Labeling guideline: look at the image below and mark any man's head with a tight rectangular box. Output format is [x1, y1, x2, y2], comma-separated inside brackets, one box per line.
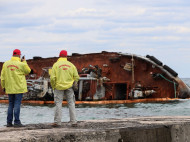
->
[59, 50, 67, 57]
[13, 49, 21, 57]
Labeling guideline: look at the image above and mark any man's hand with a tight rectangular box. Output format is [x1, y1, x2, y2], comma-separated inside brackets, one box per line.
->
[73, 81, 78, 91]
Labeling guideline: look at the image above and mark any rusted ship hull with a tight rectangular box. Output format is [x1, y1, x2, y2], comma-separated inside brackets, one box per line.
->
[0, 51, 190, 102]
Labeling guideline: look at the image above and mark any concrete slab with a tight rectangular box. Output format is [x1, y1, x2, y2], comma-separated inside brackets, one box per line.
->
[1, 116, 190, 142]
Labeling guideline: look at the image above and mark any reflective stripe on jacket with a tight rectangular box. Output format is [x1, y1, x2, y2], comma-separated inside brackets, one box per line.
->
[1, 57, 31, 94]
[50, 57, 79, 90]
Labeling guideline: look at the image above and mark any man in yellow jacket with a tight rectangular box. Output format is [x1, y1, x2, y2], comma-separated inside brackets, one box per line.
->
[1, 49, 31, 127]
[50, 50, 79, 127]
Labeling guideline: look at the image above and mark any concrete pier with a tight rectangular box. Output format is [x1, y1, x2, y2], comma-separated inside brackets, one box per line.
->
[1, 116, 190, 142]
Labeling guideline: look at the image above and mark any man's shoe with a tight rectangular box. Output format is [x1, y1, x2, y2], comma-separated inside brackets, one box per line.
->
[71, 122, 78, 127]
[51, 123, 61, 128]
[14, 123, 25, 127]
[6, 123, 13, 127]
[69, 121, 78, 127]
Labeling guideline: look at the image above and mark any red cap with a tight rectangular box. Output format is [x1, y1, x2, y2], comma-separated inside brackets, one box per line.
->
[13, 49, 21, 56]
[59, 50, 67, 57]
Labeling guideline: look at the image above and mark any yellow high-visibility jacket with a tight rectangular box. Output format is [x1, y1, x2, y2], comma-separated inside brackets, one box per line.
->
[1, 57, 31, 94]
[50, 57, 79, 90]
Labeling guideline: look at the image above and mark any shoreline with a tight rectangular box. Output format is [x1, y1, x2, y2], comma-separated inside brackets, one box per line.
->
[1, 116, 190, 142]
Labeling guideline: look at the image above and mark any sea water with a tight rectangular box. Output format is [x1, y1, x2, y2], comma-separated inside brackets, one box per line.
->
[0, 78, 190, 127]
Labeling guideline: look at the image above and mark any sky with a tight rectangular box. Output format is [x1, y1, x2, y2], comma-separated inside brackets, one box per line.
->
[0, 0, 190, 78]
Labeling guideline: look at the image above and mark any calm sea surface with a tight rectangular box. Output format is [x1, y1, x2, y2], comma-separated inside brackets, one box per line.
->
[0, 78, 190, 127]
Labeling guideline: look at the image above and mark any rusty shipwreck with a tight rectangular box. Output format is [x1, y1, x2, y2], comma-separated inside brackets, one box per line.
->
[0, 51, 190, 103]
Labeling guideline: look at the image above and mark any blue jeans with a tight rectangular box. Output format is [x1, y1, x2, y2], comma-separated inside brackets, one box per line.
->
[7, 94, 23, 124]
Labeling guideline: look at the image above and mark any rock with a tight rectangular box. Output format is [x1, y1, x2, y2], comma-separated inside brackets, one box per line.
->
[1, 116, 190, 142]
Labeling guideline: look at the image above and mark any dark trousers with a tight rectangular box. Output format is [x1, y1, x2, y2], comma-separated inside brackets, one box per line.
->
[7, 94, 23, 124]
